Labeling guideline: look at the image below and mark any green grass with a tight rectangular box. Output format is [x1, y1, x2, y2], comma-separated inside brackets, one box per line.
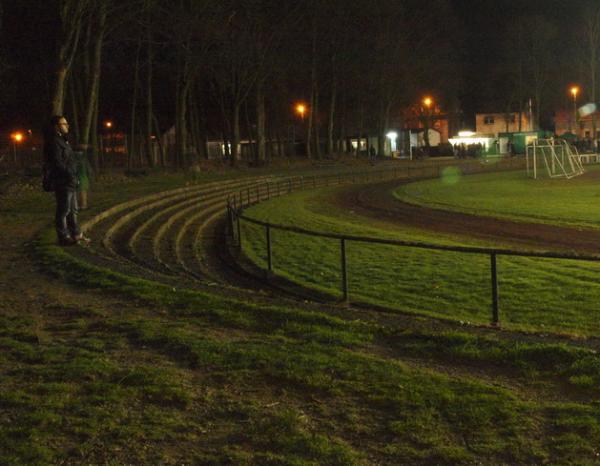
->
[394, 165, 600, 228]
[241, 187, 600, 335]
[7, 169, 600, 463]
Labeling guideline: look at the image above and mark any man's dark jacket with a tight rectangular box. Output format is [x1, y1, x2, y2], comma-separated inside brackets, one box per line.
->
[44, 133, 78, 191]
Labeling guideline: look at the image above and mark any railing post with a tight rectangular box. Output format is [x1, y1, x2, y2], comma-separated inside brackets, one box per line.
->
[491, 253, 500, 326]
[266, 224, 273, 276]
[341, 238, 349, 303]
[227, 203, 234, 239]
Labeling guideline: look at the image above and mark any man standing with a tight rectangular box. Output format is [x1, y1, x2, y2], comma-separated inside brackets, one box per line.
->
[43, 115, 89, 245]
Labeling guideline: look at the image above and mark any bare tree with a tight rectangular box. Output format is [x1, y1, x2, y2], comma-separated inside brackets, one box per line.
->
[51, 0, 90, 115]
[161, 0, 221, 169]
[583, 4, 600, 142]
[509, 15, 556, 130]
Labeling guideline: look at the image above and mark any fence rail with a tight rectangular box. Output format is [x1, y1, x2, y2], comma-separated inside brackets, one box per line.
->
[225, 157, 600, 326]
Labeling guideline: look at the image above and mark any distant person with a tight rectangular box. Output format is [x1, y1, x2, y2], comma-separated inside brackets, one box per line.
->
[369, 145, 376, 163]
[43, 115, 90, 246]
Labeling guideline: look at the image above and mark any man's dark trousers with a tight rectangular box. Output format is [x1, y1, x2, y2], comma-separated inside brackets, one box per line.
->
[55, 188, 80, 240]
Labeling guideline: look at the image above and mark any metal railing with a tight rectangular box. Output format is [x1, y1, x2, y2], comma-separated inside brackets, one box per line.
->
[224, 157, 600, 326]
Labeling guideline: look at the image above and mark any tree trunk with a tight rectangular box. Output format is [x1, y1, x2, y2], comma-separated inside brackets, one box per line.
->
[175, 80, 190, 169]
[91, 85, 100, 173]
[145, 0, 155, 167]
[327, 81, 337, 156]
[52, 67, 69, 115]
[81, 3, 106, 146]
[244, 100, 256, 162]
[377, 100, 386, 156]
[69, 77, 80, 143]
[51, 3, 84, 115]
[153, 114, 165, 167]
[256, 80, 266, 163]
[129, 32, 142, 168]
[231, 102, 241, 163]
[314, 89, 321, 158]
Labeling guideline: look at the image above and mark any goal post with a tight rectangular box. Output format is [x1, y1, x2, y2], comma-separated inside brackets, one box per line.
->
[526, 138, 584, 179]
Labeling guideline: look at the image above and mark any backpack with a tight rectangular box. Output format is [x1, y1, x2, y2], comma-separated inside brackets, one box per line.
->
[42, 161, 55, 192]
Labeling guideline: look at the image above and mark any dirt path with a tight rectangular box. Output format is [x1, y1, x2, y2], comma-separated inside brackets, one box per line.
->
[333, 180, 600, 254]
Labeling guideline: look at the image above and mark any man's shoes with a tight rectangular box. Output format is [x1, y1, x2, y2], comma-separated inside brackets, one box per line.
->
[73, 233, 91, 244]
[58, 236, 77, 246]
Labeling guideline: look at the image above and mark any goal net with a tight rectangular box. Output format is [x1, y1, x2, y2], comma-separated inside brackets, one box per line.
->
[526, 138, 584, 179]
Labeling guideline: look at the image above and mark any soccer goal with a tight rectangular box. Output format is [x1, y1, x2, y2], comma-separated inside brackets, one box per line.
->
[526, 138, 584, 179]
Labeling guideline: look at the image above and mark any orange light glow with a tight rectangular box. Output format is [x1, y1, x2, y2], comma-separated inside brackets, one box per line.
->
[295, 104, 307, 118]
[423, 97, 433, 108]
[570, 86, 579, 98]
[11, 132, 24, 143]
[105, 121, 113, 129]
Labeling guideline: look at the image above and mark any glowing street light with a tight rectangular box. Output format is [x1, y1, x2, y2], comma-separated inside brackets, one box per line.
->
[295, 103, 307, 121]
[570, 86, 579, 135]
[422, 97, 434, 151]
[11, 132, 24, 165]
[104, 120, 113, 129]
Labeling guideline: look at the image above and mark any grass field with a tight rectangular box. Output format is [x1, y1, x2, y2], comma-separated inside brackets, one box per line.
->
[395, 165, 600, 228]
[5, 167, 600, 463]
[240, 171, 600, 335]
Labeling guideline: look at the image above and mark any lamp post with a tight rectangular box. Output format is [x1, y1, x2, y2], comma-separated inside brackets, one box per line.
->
[104, 120, 114, 166]
[295, 103, 306, 121]
[570, 86, 579, 136]
[294, 104, 307, 156]
[422, 97, 433, 151]
[11, 132, 23, 167]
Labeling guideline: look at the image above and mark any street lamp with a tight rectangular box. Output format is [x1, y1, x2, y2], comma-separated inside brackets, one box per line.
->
[293, 104, 308, 156]
[295, 103, 307, 121]
[422, 97, 434, 150]
[570, 86, 579, 135]
[11, 132, 24, 166]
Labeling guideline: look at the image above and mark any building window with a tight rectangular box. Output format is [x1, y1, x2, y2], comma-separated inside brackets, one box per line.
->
[484, 116, 495, 125]
[585, 131, 591, 138]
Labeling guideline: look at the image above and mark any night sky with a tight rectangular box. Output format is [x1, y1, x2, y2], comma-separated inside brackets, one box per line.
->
[1, 0, 595, 132]
[452, 0, 584, 122]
